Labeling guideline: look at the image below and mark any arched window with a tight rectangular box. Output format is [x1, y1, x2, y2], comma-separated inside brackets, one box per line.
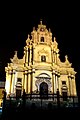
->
[41, 37, 44, 42]
[41, 55, 46, 62]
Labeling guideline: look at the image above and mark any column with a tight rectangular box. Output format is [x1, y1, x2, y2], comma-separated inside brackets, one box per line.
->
[57, 73, 60, 90]
[31, 45, 33, 65]
[9, 72, 12, 94]
[28, 47, 30, 66]
[70, 76, 73, 96]
[68, 74, 71, 96]
[26, 47, 28, 64]
[33, 45, 35, 65]
[55, 53, 57, 64]
[55, 74, 58, 93]
[23, 72, 25, 92]
[12, 71, 16, 93]
[6, 71, 11, 94]
[32, 68, 35, 92]
[52, 72, 54, 93]
[28, 69, 31, 93]
[11, 71, 14, 93]
[53, 52, 55, 63]
[14, 72, 17, 93]
[53, 71, 56, 94]
[24, 71, 27, 93]
[26, 70, 28, 93]
[72, 75, 77, 96]
[30, 69, 33, 94]
[56, 53, 59, 64]
[29, 45, 32, 65]
[51, 47, 53, 64]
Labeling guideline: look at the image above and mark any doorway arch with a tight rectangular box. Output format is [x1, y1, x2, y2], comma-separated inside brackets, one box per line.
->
[40, 82, 48, 98]
[35, 73, 51, 92]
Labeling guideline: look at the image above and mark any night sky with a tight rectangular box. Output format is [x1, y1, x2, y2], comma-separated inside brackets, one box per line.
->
[0, 2, 80, 96]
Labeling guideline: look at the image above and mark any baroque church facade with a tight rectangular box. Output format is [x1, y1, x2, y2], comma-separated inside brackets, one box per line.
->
[5, 21, 77, 98]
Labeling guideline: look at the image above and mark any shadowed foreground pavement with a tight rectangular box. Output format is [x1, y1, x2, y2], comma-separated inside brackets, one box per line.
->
[1, 106, 80, 120]
[1, 94, 80, 120]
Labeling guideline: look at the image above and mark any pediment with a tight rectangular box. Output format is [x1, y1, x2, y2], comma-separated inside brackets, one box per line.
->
[36, 73, 51, 79]
[15, 66, 24, 71]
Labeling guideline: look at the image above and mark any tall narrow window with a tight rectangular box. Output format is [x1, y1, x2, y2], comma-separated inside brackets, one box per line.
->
[41, 37, 44, 42]
[41, 55, 46, 62]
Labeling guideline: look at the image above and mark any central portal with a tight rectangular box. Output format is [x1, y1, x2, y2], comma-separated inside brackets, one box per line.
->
[35, 73, 51, 93]
[40, 82, 48, 98]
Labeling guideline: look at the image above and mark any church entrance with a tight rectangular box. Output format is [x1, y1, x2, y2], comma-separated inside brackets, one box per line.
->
[40, 82, 48, 99]
[35, 73, 51, 93]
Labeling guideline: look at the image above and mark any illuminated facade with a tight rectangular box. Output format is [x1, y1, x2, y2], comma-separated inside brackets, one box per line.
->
[0, 81, 5, 106]
[5, 21, 77, 98]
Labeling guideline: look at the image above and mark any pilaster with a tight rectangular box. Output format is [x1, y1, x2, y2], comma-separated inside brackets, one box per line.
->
[68, 73, 71, 96]
[28, 69, 31, 93]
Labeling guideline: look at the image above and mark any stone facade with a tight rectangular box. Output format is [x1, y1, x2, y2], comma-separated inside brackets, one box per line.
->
[0, 81, 5, 106]
[5, 21, 77, 97]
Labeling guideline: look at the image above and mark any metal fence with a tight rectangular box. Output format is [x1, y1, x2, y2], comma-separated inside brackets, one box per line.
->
[2, 90, 79, 110]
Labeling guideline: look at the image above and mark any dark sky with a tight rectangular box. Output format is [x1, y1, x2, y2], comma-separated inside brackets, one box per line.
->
[0, 2, 80, 96]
